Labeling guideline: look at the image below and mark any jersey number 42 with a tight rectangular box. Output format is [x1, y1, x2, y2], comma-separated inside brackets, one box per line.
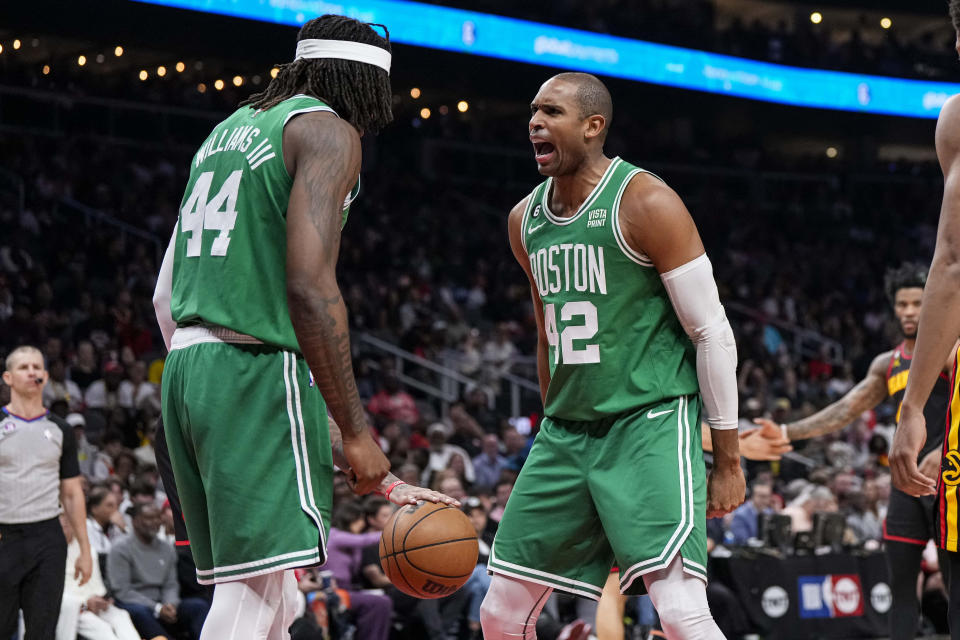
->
[544, 301, 600, 365]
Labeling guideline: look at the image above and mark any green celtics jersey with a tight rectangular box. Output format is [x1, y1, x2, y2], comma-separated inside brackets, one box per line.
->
[521, 157, 698, 422]
[171, 95, 358, 351]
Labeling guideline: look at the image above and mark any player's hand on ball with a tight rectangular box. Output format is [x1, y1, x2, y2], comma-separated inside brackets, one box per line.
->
[388, 483, 461, 507]
[706, 463, 745, 519]
[342, 435, 390, 495]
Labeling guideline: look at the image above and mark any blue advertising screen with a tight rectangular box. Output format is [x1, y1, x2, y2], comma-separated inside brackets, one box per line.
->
[133, 0, 960, 119]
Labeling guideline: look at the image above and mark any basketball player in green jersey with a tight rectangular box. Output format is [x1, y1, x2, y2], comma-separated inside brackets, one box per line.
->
[152, 15, 455, 639]
[480, 73, 744, 640]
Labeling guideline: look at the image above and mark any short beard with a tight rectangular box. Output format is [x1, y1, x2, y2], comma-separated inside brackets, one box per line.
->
[901, 326, 917, 339]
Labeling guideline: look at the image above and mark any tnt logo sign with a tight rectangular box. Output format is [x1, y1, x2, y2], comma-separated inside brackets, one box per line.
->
[798, 575, 864, 619]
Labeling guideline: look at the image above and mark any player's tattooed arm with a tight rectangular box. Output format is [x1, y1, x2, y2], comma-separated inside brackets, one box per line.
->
[776, 350, 891, 441]
[285, 112, 389, 494]
[285, 112, 366, 436]
[507, 197, 550, 403]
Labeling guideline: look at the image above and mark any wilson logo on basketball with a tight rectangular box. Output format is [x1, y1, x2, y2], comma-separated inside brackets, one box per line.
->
[421, 579, 457, 596]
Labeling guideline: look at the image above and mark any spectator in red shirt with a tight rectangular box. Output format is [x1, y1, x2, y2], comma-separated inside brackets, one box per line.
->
[366, 372, 419, 426]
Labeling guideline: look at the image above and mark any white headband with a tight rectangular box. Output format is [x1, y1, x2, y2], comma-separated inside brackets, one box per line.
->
[295, 39, 391, 73]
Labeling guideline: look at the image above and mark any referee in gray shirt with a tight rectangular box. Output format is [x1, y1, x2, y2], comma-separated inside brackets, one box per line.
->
[0, 345, 92, 640]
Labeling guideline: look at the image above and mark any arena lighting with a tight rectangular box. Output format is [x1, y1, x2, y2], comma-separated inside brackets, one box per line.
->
[880, 17, 892, 30]
[420, 107, 431, 118]
[41, 64, 50, 75]
[810, 12, 823, 25]
[270, 67, 279, 78]
[114, 45, 123, 57]
[131, 0, 960, 119]
[77, 55, 86, 66]
[139, 69, 148, 80]
[157, 65, 167, 76]
[214, 79, 225, 90]
[0, 44, 4, 55]
[12, 39, 21, 50]
[233, 75, 243, 86]
[176, 61, 185, 72]
[826, 146, 839, 158]
[410, 87, 421, 99]
[457, 100, 469, 112]
[197, 82, 207, 92]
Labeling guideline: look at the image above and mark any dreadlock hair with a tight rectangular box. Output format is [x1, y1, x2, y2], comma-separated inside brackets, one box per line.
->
[242, 14, 393, 133]
[951, 0, 960, 33]
[883, 261, 928, 306]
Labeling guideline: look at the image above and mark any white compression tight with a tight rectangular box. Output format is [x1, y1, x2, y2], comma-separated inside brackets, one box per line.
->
[643, 556, 724, 640]
[199, 571, 299, 640]
[480, 555, 724, 640]
[479, 574, 553, 639]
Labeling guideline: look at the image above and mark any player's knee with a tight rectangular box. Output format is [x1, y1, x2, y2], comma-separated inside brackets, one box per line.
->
[656, 601, 717, 640]
[478, 590, 501, 635]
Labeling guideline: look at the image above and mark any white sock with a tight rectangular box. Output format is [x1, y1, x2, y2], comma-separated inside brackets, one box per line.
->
[479, 574, 553, 639]
[199, 572, 288, 640]
[643, 556, 724, 640]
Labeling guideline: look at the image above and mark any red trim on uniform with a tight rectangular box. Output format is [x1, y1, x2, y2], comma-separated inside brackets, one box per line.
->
[941, 372, 950, 382]
[901, 342, 913, 361]
[882, 520, 926, 546]
[175, 540, 191, 547]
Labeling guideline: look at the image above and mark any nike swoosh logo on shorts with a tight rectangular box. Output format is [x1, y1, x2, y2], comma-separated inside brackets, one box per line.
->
[528, 221, 547, 234]
[647, 409, 675, 419]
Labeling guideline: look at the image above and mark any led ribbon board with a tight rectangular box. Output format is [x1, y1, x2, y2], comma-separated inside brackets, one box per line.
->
[132, 0, 960, 118]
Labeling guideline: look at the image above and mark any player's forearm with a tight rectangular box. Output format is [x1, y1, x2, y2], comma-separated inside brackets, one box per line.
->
[786, 400, 857, 441]
[710, 428, 740, 469]
[903, 256, 960, 413]
[288, 278, 368, 441]
[61, 480, 91, 554]
[152, 224, 177, 351]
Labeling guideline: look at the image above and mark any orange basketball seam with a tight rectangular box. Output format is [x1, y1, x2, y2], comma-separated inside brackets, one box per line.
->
[379, 535, 479, 560]
[399, 544, 477, 580]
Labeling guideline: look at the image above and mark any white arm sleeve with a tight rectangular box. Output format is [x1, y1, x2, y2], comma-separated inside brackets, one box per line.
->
[660, 253, 738, 430]
[153, 223, 177, 351]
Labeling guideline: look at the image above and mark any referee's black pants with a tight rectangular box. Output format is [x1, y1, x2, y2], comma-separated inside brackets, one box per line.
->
[0, 517, 67, 640]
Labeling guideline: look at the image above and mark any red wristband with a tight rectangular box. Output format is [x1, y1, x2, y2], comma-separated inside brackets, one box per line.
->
[382, 480, 405, 501]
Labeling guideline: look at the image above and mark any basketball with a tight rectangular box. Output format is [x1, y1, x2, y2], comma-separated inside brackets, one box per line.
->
[379, 501, 479, 599]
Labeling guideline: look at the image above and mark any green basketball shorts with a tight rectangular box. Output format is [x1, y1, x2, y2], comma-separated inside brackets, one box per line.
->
[161, 327, 333, 584]
[488, 394, 706, 599]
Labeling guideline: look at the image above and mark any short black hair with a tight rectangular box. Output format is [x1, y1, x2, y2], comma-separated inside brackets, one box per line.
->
[552, 72, 613, 133]
[363, 495, 390, 520]
[243, 14, 393, 133]
[884, 262, 927, 306]
[332, 501, 365, 530]
[129, 479, 156, 499]
[87, 487, 111, 511]
[951, 0, 960, 32]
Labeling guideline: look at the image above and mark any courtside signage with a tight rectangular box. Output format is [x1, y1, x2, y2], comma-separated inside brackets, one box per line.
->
[132, 0, 960, 118]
